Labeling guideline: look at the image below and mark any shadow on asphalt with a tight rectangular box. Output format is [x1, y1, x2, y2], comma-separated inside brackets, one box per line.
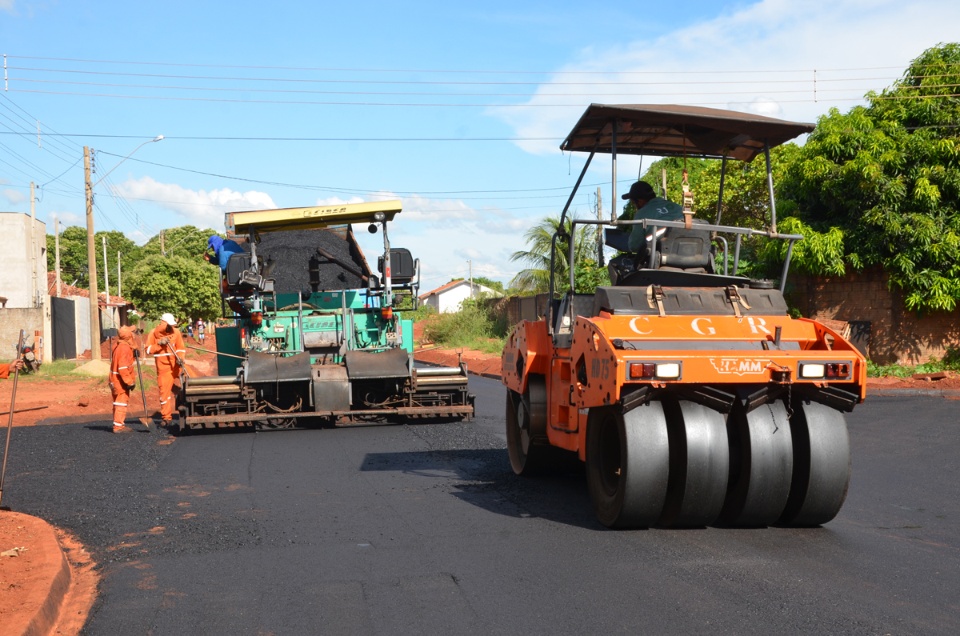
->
[361, 448, 601, 530]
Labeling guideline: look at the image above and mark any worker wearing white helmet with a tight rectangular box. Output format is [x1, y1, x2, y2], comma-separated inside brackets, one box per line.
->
[145, 313, 186, 424]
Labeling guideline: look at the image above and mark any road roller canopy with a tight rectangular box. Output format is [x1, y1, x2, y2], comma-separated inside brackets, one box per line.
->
[559, 104, 814, 162]
[226, 199, 402, 235]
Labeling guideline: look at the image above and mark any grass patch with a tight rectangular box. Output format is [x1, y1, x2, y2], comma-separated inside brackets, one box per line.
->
[16, 359, 92, 381]
[419, 300, 506, 353]
[867, 347, 960, 377]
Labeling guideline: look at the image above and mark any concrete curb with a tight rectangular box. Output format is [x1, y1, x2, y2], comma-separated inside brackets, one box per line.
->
[2, 511, 72, 636]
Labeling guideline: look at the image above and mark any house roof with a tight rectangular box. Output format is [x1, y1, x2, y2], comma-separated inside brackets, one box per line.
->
[46, 271, 127, 305]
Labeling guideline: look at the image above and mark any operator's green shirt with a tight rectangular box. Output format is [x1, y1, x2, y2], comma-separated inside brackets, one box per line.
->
[627, 197, 684, 252]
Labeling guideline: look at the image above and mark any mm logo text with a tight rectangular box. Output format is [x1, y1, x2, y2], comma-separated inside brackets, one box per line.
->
[709, 358, 766, 376]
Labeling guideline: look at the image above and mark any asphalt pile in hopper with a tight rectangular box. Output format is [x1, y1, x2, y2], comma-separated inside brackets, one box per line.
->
[244, 228, 369, 294]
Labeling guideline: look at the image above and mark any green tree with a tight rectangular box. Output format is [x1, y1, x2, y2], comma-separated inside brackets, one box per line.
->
[46, 227, 140, 296]
[141, 225, 218, 260]
[46, 225, 90, 287]
[637, 148, 804, 230]
[125, 254, 222, 322]
[97, 230, 141, 297]
[445, 276, 505, 295]
[473, 276, 505, 295]
[782, 43, 960, 312]
[509, 214, 609, 294]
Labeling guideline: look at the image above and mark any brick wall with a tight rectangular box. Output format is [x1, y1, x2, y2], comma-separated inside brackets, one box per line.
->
[788, 268, 960, 365]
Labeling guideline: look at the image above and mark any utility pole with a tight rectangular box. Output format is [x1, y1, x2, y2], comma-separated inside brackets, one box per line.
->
[84, 146, 101, 361]
[30, 182, 38, 307]
[117, 251, 121, 299]
[102, 235, 110, 307]
[53, 215, 62, 298]
[160, 229, 165, 256]
[596, 186, 604, 266]
[468, 260, 473, 298]
[81, 135, 162, 352]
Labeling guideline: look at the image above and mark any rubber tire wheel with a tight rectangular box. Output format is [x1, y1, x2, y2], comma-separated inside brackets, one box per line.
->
[778, 401, 851, 527]
[505, 380, 548, 475]
[720, 400, 794, 527]
[659, 400, 730, 528]
[586, 404, 670, 529]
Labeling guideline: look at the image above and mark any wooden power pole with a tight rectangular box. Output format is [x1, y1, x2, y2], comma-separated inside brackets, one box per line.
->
[53, 214, 62, 298]
[596, 186, 604, 266]
[84, 146, 101, 361]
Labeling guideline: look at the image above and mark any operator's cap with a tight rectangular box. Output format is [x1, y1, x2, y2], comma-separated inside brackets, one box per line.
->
[160, 312, 178, 327]
[621, 181, 656, 201]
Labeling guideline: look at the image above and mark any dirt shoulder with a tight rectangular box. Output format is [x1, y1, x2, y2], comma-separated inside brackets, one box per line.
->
[1, 341, 220, 428]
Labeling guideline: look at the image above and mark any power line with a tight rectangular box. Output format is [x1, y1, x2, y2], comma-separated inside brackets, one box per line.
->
[0, 131, 561, 142]
[7, 53, 945, 76]
[6, 64, 915, 87]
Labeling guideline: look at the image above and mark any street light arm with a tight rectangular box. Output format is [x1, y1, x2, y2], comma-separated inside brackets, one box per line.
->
[93, 135, 164, 187]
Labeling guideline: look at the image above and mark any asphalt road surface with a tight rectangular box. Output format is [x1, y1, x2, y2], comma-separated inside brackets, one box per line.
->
[3, 377, 958, 635]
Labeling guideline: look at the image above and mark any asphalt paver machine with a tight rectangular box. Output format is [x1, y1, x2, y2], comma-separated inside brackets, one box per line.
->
[179, 200, 474, 431]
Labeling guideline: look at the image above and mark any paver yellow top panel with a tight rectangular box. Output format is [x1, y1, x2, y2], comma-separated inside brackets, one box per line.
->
[226, 200, 402, 234]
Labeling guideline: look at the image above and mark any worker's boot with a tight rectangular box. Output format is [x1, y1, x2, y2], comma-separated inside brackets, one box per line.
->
[113, 423, 133, 434]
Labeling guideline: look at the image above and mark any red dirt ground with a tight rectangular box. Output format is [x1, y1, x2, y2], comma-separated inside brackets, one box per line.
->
[1, 337, 220, 429]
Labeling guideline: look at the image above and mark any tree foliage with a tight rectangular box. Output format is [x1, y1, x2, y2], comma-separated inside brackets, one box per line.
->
[124, 254, 222, 322]
[781, 43, 960, 312]
[472, 276, 505, 294]
[636, 149, 803, 231]
[46, 225, 90, 287]
[509, 214, 609, 294]
[140, 225, 218, 260]
[46, 226, 141, 294]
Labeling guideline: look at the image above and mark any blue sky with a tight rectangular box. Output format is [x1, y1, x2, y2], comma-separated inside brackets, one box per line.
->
[1, 0, 958, 291]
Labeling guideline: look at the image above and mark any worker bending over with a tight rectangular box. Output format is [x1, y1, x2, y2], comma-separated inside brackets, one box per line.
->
[145, 313, 186, 424]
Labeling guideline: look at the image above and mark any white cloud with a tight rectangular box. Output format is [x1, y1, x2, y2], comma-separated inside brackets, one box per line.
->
[2, 188, 26, 205]
[0, 1, 15, 14]
[345, 193, 529, 287]
[48, 210, 82, 228]
[315, 195, 366, 206]
[493, 0, 960, 154]
[110, 176, 277, 230]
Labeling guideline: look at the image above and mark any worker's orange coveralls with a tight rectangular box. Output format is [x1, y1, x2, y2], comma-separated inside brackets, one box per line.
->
[110, 326, 138, 428]
[145, 323, 186, 422]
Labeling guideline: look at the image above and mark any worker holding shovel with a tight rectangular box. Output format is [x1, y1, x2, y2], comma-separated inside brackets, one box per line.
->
[109, 326, 139, 434]
[0, 359, 24, 379]
[145, 313, 186, 425]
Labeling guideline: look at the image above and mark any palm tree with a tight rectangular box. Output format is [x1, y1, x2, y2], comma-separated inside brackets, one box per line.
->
[509, 214, 597, 293]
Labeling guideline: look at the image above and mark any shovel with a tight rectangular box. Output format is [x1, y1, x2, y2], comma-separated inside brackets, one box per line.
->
[161, 341, 189, 424]
[1, 330, 25, 510]
[134, 349, 152, 428]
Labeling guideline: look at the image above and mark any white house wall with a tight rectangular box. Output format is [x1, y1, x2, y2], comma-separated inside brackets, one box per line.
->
[439, 285, 473, 313]
[0, 212, 47, 309]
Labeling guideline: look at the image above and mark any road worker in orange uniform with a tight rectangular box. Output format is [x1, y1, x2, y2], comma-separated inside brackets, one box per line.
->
[110, 326, 138, 434]
[0, 358, 24, 379]
[145, 313, 186, 424]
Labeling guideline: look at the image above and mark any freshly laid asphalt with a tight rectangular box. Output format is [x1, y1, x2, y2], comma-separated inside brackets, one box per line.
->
[3, 353, 958, 635]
